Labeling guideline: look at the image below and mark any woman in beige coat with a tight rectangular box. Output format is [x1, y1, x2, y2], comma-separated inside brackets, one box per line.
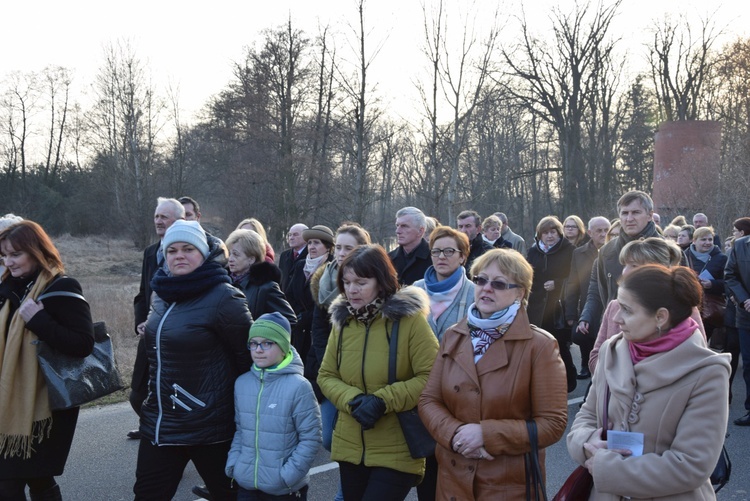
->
[567, 265, 730, 500]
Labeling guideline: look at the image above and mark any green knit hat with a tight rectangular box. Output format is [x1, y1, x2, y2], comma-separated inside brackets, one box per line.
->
[248, 313, 291, 354]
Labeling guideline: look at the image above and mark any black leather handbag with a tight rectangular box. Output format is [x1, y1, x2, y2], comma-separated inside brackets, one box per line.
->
[35, 289, 123, 410]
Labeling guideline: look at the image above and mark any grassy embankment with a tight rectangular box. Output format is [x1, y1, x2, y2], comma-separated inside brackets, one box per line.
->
[54, 234, 143, 406]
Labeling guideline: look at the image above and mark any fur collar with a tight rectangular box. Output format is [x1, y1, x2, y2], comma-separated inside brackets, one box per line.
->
[309, 263, 328, 306]
[329, 285, 430, 330]
[246, 261, 282, 286]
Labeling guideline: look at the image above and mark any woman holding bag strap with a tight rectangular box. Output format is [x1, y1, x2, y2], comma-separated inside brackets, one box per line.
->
[0, 221, 94, 501]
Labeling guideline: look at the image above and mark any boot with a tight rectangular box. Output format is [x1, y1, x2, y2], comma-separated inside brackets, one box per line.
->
[29, 483, 62, 501]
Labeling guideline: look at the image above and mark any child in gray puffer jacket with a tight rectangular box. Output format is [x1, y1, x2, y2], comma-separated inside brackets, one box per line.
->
[226, 313, 322, 500]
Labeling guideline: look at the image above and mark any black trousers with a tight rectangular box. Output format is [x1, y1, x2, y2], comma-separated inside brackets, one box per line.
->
[133, 439, 236, 501]
[338, 461, 420, 501]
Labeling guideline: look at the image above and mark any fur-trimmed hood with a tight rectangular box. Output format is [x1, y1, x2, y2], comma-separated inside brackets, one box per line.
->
[329, 285, 430, 331]
[245, 261, 282, 286]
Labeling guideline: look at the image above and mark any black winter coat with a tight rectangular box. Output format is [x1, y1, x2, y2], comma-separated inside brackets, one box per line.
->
[526, 238, 574, 331]
[140, 277, 253, 445]
[235, 261, 296, 326]
[0, 273, 94, 479]
[684, 245, 727, 297]
[388, 239, 431, 286]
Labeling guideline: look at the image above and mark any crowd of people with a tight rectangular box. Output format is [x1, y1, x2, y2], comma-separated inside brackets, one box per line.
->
[0, 188, 747, 500]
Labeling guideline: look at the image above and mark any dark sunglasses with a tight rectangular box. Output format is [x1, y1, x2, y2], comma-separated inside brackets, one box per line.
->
[472, 276, 520, 291]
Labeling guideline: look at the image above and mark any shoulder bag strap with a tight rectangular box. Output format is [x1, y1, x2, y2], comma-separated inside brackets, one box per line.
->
[388, 320, 400, 385]
[36, 290, 87, 303]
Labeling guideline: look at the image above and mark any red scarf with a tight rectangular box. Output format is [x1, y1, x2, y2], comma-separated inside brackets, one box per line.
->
[628, 317, 698, 365]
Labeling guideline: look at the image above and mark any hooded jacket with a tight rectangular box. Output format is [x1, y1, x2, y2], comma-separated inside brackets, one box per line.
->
[568, 331, 730, 500]
[317, 286, 439, 477]
[226, 348, 321, 496]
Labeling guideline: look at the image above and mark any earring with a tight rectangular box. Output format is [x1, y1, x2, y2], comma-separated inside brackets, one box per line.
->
[656, 324, 662, 335]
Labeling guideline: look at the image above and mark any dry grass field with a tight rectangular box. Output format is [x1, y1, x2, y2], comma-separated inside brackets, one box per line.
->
[53, 234, 145, 404]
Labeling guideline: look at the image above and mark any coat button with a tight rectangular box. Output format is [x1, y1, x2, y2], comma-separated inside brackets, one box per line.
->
[454, 385, 460, 392]
[451, 459, 456, 466]
[468, 465, 475, 472]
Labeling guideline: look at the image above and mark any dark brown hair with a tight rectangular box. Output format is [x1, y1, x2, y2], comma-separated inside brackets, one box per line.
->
[0, 220, 64, 280]
[337, 244, 399, 299]
[734, 217, 750, 237]
[619, 264, 702, 327]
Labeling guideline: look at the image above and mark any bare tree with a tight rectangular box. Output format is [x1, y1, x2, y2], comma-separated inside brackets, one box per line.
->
[41, 66, 72, 183]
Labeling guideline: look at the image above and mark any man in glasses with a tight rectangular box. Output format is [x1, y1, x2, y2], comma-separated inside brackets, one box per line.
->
[457, 210, 492, 276]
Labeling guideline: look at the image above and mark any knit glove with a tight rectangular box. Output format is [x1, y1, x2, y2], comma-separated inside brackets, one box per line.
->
[349, 394, 386, 430]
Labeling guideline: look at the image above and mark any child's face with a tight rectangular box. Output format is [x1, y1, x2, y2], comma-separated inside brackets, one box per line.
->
[249, 337, 285, 368]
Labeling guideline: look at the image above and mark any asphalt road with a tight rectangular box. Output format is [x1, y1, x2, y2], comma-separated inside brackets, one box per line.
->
[58, 364, 750, 500]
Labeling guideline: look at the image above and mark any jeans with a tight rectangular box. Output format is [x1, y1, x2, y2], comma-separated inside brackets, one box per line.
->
[338, 461, 420, 501]
[320, 399, 338, 452]
[237, 485, 308, 501]
[133, 440, 236, 500]
[738, 327, 750, 411]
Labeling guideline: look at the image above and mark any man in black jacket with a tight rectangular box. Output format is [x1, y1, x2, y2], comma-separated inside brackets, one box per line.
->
[278, 223, 308, 293]
[578, 191, 660, 337]
[457, 210, 492, 276]
[388, 207, 431, 285]
[128, 197, 184, 439]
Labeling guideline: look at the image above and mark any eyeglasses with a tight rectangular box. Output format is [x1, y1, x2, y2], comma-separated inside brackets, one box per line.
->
[248, 340, 277, 351]
[563, 225, 578, 229]
[472, 276, 520, 290]
[430, 248, 459, 258]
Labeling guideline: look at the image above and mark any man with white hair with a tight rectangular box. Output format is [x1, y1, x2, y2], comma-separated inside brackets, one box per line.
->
[693, 212, 722, 247]
[388, 207, 431, 285]
[279, 223, 309, 292]
[564, 216, 610, 379]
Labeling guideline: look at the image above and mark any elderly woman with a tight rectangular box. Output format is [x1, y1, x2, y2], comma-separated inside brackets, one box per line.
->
[662, 224, 680, 242]
[588, 238, 706, 373]
[225, 228, 295, 325]
[236, 217, 275, 264]
[413, 226, 475, 341]
[419, 248, 568, 500]
[481, 215, 512, 249]
[526, 215, 576, 391]
[563, 215, 589, 248]
[684, 226, 727, 335]
[567, 265, 730, 500]
[677, 225, 695, 251]
[317, 245, 439, 501]
[0, 221, 94, 500]
[286, 225, 334, 367]
[134, 220, 253, 500]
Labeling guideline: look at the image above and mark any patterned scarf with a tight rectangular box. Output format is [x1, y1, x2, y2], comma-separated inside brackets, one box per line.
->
[230, 270, 250, 285]
[466, 300, 520, 361]
[423, 265, 464, 320]
[346, 297, 384, 325]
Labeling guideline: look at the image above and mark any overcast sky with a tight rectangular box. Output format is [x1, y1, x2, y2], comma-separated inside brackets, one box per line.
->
[2, 0, 747, 125]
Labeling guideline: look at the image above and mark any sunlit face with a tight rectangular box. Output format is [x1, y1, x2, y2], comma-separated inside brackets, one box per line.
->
[613, 287, 662, 343]
[335, 233, 359, 265]
[618, 200, 652, 237]
[725, 238, 734, 253]
[663, 230, 678, 242]
[677, 231, 691, 247]
[342, 268, 380, 309]
[607, 226, 621, 242]
[483, 225, 501, 241]
[431, 236, 464, 281]
[588, 220, 611, 248]
[457, 217, 479, 240]
[249, 337, 285, 368]
[694, 234, 714, 253]
[287, 225, 306, 250]
[166, 242, 204, 276]
[0, 240, 38, 278]
[307, 239, 327, 259]
[541, 229, 561, 247]
[732, 227, 745, 239]
[563, 219, 580, 240]
[473, 261, 523, 319]
[228, 243, 255, 275]
[154, 203, 179, 238]
[621, 260, 641, 277]
[693, 214, 708, 228]
[182, 203, 200, 221]
[396, 215, 424, 250]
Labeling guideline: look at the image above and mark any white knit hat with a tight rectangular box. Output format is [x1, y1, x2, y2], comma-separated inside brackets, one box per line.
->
[162, 220, 209, 259]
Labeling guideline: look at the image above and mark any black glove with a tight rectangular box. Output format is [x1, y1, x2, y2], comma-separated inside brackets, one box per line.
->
[348, 394, 386, 430]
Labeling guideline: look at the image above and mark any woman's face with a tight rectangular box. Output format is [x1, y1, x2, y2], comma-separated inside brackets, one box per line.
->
[431, 236, 464, 281]
[483, 225, 501, 241]
[166, 242, 204, 276]
[228, 243, 255, 275]
[335, 233, 359, 265]
[307, 239, 327, 259]
[621, 260, 641, 277]
[613, 287, 662, 343]
[342, 268, 380, 309]
[732, 227, 745, 239]
[607, 226, 621, 242]
[473, 261, 523, 319]
[0, 240, 38, 278]
[663, 230, 678, 242]
[694, 234, 714, 253]
[563, 219, 580, 240]
[677, 231, 691, 246]
[541, 229, 561, 247]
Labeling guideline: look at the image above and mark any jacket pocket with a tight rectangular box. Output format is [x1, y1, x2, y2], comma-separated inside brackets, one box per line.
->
[171, 383, 207, 411]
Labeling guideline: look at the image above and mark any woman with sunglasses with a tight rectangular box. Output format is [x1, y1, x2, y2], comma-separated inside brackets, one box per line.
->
[420, 248, 568, 500]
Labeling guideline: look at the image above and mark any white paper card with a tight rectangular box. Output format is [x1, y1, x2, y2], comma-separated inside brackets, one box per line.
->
[607, 430, 644, 456]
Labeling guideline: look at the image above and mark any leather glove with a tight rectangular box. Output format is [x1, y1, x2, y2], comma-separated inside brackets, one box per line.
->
[349, 394, 386, 430]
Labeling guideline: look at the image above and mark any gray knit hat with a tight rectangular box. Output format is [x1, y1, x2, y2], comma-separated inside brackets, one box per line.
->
[162, 220, 209, 259]
[248, 312, 292, 355]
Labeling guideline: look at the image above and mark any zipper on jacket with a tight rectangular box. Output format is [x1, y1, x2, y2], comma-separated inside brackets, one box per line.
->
[172, 383, 207, 408]
[359, 323, 371, 464]
[253, 369, 266, 489]
[154, 302, 176, 445]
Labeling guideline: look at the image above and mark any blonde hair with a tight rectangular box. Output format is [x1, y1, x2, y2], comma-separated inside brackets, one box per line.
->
[693, 226, 715, 242]
[236, 218, 268, 243]
[225, 229, 265, 263]
[619, 237, 682, 267]
[470, 248, 533, 306]
[564, 215, 586, 246]
[482, 215, 502, 231]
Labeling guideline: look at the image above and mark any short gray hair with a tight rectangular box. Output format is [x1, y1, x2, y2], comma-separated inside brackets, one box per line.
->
[396, 206, 426, 230]
[156, 197, 186, 219]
